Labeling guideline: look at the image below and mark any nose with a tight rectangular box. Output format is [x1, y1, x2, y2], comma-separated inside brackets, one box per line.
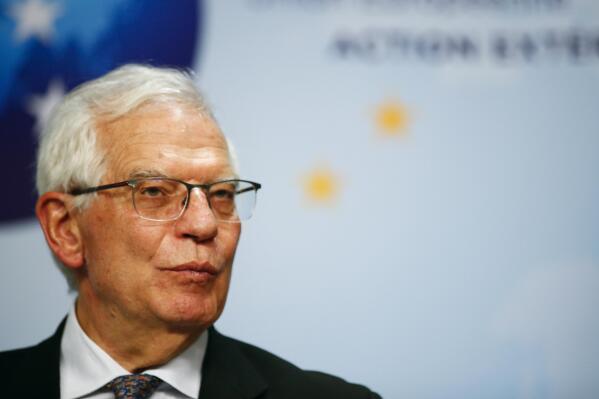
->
[174, 187, 218, 242]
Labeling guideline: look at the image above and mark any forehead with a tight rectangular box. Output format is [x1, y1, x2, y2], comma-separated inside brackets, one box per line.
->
[96, 102, 233, 181]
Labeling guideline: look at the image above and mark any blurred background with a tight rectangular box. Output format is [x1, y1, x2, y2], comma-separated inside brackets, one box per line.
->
[1, 1, 598, 398]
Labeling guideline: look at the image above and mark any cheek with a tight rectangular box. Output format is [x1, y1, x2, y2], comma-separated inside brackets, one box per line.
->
[127, 223, 170, 263]
[82, 208, 168, 277]
[84, 222, 170, 309]
[219, 224, 241, 257]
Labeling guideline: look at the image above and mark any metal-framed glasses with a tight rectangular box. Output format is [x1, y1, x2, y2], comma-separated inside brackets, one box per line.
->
[70, 178, 262, 223]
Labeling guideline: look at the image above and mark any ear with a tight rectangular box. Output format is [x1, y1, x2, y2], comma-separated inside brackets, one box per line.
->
[36, 192, 85, 269]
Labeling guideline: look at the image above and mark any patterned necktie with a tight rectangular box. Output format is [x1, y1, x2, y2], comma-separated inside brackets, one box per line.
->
[105, 374, 162, 399]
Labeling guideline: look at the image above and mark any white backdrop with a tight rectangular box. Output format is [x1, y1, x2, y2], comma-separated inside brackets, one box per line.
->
[2, 1, 599, 398]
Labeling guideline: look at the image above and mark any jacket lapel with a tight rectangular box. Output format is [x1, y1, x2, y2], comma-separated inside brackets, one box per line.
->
[199, 327, 268, 399]
[21, 320, 267, 399]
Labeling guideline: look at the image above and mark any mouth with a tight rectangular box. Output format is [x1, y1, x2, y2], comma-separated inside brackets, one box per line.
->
[159, 262, 218, 283]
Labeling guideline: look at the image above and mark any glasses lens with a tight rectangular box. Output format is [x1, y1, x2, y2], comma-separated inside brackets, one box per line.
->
[132, 178, 187, 221]
[208, 180, 257, 222]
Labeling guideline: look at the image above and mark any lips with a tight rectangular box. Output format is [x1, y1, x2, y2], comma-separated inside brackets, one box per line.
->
[166, 262, 218, 274]
[159, 262, 218, 283]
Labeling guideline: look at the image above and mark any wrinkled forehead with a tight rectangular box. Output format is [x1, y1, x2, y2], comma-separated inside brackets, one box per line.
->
[95, 102, 233, 181]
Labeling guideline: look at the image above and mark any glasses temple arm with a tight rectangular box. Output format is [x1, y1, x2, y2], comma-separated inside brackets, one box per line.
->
[70, 181, 131, 196]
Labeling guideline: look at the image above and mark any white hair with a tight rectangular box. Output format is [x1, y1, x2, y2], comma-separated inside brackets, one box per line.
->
[36, 64, 238, 290]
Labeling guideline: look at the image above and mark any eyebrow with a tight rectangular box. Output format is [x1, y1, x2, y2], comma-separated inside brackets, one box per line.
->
[128, 169, 239, 183]
[128, 169, 169, 179]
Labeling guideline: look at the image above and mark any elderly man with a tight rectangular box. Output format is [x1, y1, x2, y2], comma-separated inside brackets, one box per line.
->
[0, 65, 380, 399]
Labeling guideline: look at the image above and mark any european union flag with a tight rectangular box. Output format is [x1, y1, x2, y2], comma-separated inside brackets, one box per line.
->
[0, 0, 200, 223]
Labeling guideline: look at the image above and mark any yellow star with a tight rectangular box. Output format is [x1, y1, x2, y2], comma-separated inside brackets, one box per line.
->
[302, 166, 340, 204]
[375, 101, 410, 136]
[9, 0, 62, 43]
[27, 79, 65, 135]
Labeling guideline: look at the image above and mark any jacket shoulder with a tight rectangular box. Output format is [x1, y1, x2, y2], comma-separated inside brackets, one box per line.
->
[221, 334, 381, 399]
[0, 343, 44, 374]
[0, 323, 63, 398]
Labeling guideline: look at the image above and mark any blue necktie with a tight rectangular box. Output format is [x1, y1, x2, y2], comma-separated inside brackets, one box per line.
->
[105, 374, 162, 399]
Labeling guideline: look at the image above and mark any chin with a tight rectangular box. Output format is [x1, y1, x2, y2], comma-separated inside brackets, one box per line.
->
[155, 293, 225, 329]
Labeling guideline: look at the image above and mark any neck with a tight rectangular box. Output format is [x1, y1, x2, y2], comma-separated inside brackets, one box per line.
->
[75, 288, 203, 373]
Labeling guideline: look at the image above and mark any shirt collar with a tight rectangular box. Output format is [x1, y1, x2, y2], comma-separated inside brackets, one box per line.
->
[60, 303, 207, 399]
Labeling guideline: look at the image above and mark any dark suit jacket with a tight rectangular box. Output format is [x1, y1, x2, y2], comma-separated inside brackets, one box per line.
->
[0, 320, 381, 398]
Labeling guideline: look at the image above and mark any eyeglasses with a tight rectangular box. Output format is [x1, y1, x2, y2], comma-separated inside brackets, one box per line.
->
[70, 177, 262, 223]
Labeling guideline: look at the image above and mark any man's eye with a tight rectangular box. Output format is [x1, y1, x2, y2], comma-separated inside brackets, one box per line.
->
[211, 189, 234, 200]
[140, 186, 165, 197]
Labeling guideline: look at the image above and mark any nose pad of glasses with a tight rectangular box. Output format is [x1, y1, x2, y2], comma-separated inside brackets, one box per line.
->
[187, 187, 212, 210]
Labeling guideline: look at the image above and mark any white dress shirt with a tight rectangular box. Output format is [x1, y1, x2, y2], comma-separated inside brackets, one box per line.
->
[60, 304, 208, 399]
